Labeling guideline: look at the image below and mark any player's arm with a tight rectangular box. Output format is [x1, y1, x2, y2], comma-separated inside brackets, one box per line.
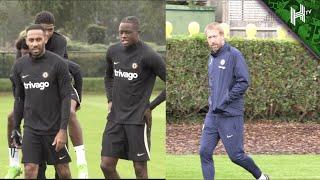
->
[52, 33, 68, 59]
[146, 52, 166, 110]
[53, 60, 71, 151]
[63, 46, 68, 59]
[67, 60, 83, 102]
[11, 63, 24, 147]
[104, 48, 114, 111]
[223, 50, 250, 106]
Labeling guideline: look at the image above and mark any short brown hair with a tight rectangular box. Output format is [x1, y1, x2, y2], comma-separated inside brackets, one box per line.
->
[204, 22, 224, 36]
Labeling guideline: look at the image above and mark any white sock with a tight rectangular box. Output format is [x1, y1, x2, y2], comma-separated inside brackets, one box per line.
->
[74, 145, 87, 165]
[258, 173, 267, 180]
[8, 148, 20, 167]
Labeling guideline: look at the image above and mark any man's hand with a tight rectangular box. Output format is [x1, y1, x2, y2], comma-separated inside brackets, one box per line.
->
[52, 129, 67, 152]
[11, 129, 22, 148]
[212, 108, 224, 114]
[107, 101, 112, 113]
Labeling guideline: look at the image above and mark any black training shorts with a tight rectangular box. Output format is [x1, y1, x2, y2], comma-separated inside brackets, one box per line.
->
[22, 131, 71, 165]
[101, 120, 151, 161]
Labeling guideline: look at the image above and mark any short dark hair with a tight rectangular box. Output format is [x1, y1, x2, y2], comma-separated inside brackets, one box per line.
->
[15, 38, 28, 50]
[121, 16, 140, 31]
[34, 11, 55, 24]
[26, 24, 46, 33]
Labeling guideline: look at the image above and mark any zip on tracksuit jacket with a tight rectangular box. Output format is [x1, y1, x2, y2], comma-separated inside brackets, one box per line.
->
[208, 43, 250, 117]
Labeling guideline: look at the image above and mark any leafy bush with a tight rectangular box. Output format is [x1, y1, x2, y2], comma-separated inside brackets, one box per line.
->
[0, 77, 165, 94]
[87, 24, 106, 44]
[167, 35, 320, 123]
[67, 40, 107, 52]
[68, 52, 106, 77]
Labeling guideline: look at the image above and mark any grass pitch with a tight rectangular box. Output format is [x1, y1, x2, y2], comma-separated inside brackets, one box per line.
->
[166, 154, 320, 179]
[0, 93, 165, 179]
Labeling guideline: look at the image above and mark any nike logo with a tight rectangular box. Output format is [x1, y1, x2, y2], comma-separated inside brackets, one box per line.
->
[137, 153, 145, 157]
[227, 134, 233, 139]
[113, 62, 120, 65]
[22, 75, 29, 78]
[59, 155, 67, 160]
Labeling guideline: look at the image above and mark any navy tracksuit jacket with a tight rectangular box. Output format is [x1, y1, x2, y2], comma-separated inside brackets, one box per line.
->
[208, 43, 249, 116]
[200, 43, 262, 180]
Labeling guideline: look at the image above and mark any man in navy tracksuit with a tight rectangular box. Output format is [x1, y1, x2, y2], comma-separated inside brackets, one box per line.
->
[199, 22, 269, 180]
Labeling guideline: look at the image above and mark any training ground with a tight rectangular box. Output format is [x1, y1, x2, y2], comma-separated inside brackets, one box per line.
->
[0, 93, 165, 179]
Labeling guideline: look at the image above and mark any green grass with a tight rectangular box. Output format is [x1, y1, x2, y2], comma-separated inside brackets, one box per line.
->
[0, 93, 165, 179]
[166, 154, 320, 179]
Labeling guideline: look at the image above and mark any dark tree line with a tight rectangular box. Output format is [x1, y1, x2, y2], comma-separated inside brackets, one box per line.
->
[0, 0, 165, 49]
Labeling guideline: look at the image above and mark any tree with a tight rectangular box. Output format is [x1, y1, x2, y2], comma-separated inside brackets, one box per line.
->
[10, 0, 165, 45]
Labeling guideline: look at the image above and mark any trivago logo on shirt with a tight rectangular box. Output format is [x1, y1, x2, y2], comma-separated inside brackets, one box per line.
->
[114, 69, 138, 80]
[24, 81, 50, 90]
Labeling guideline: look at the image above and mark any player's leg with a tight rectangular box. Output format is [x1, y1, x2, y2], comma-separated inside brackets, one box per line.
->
[21, 131, 42, 179]
[45, 135, 72, 179]
[101, 120, 126, 179]
[55, 163, 72, 179]
[37, 162, 47, 179]
[133, 161, 148, 179]
[24, 163, 39, 179]
[5, 111, 22, 179]
[100, 156, 120, 179]
[126, 124, 150, 179]
[69, 96, 88, 178]
[199, 114, 220, 180]
[69, 99, 84, 146]
[219, 116, 266, 179]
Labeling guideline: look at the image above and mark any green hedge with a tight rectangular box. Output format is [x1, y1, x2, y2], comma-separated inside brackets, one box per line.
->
[86, 24, 107, 44]
[167, 35, 320, 123]
[0, 77, 165, 93]
[67, 41, 107, 51]
[0, 52, 106, 78]
[68, 52, 106, 77]
[0, 49, 165, 78]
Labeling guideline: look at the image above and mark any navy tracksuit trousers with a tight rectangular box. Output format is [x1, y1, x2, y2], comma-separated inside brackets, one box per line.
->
[199, 114, 262, 180]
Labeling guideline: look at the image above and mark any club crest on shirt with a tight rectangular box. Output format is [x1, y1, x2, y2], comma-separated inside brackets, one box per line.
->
[42, 72, 49, 78]
[218, 59, 226, 69]
[132, 63, 138, 69]
[220, 59, 225, 65]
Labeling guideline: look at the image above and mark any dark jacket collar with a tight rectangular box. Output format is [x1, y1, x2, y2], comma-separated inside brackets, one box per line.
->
[211, 43, 229, 57]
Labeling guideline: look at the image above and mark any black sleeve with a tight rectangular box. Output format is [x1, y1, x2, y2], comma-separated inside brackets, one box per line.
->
[104, 48, 114, 102]
[11, 63, 24, 130]
[51, 34, 68, 59]
[56, 60, 71, 130]
[145, 52, 166, 110]
[9, 74, 15, 96]
[67, 60, 82, 101]
[63, 46, 68, 59]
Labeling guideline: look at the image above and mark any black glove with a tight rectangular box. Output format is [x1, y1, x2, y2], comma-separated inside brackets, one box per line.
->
[11, 129, 22, 147]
